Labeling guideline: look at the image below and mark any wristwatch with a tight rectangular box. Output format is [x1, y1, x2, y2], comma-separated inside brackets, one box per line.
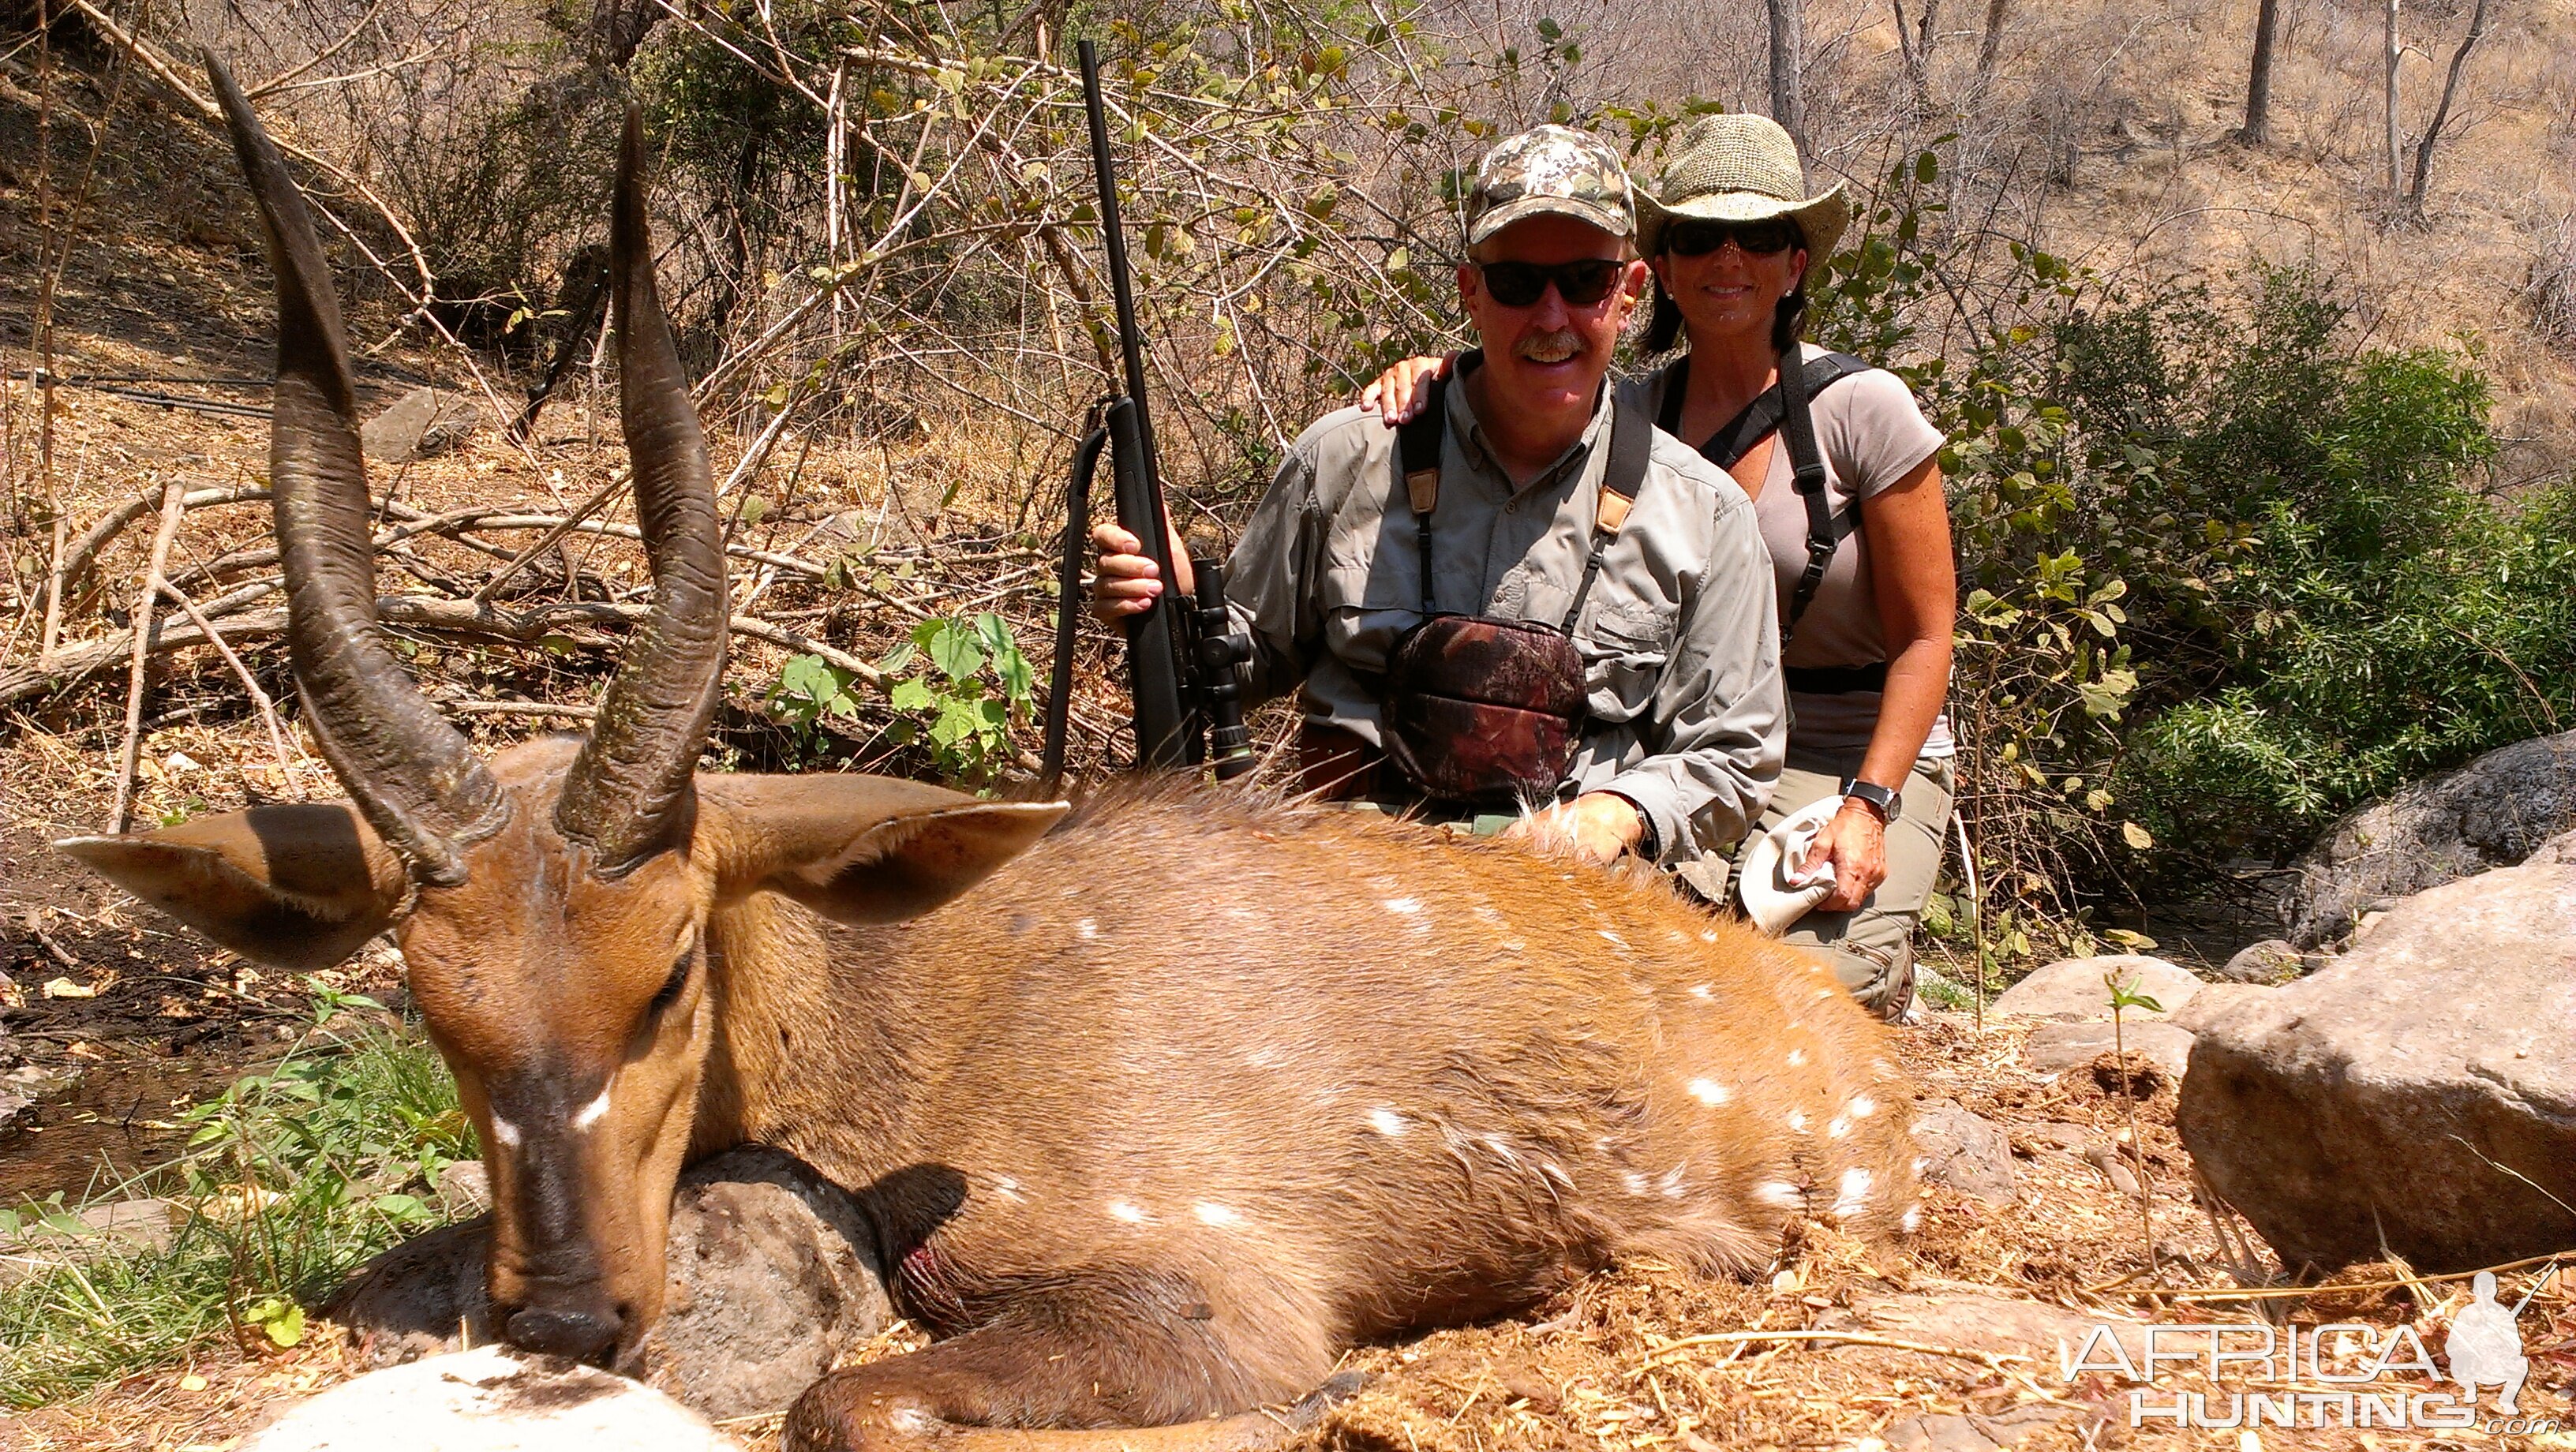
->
[1840, 777, 1902, 822]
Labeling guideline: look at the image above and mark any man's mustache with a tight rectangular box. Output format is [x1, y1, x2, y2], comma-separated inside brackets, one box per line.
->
[1515, 328, 1584, 364]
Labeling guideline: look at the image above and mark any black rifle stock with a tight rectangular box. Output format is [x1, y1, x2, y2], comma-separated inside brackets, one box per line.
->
[1042, 39, 1252, 787]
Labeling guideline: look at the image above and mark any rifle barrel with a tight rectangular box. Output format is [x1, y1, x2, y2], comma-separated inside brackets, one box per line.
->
[1077, 40, 1197, 769]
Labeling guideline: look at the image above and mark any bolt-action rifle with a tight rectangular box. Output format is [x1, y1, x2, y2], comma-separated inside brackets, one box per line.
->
[1040, 39, 1254, 787]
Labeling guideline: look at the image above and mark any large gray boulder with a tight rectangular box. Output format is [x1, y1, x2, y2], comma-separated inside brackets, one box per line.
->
[359, 387, 481, 463]
[329, 1147, 893, 1420]
[2280, 728, 2576, 949]
[1989, 954, 2199, 1021]
[2178, 832, 2576, 1273]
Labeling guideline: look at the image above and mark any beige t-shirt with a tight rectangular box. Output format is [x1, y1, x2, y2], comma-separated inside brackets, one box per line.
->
[1620, 347, 1950, 759]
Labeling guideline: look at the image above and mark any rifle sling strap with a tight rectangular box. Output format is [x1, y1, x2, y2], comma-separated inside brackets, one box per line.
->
[1398, 352, 1651, 630]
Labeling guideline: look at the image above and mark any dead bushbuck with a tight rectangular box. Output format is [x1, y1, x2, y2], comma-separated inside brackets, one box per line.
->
[58, 62, 1919, 1452]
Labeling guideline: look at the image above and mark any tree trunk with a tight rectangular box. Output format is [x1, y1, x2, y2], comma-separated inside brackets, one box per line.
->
[1769, 0, 1808, 153]
[2242, 0, 2281, 143]
[2406, 0, 2492, 211]
[1894, 0, 1942, 118]
[2383, 0, 2403, 197]
[1971, 0, 2009, 100]
[586, 0, 659, 69]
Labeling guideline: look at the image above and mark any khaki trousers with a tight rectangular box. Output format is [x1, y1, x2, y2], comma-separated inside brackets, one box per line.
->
[1738, 753, 1956, 1019]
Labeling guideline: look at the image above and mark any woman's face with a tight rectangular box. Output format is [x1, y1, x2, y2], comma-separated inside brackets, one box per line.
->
[1649, 220, 1809, 350]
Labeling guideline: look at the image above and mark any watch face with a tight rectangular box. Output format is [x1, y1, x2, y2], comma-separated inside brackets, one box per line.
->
[1843, 780, 1900, 820]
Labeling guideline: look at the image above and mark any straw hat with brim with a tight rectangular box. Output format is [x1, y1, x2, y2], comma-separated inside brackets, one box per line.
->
[1637, 113, 1848, 264]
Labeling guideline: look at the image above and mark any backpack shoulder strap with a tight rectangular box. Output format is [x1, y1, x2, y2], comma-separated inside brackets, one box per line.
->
[1395, 365, 1454, 616]
[1692, 350, 1870, 470]
[1777, 347, 1848, 642]
[1596, 379, 1652, 537]
[1559, 386, 1654, 632]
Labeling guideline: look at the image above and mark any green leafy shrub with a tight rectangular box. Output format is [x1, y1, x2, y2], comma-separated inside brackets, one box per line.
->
[0, 990, 470, 1407]
[766, 612, 1036, 788]
[878, 612, 1037, 787]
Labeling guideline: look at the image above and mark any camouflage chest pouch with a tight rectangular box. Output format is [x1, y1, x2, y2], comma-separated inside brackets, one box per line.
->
[1376, 374, 1653, 809]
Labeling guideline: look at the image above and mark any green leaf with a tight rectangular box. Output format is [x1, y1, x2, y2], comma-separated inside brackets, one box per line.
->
[889, 678, 936, 712]
[245, 1297, 306, 1348]
[929, 699, 980, 747]
[926, 620, 985, 680]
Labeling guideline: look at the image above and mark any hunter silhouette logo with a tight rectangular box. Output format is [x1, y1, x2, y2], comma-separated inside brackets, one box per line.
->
[2067, 1260, 2562, 1431]
[2447, 1270, 2532, 1414]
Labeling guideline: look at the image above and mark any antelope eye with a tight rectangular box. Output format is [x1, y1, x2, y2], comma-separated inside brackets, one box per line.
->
[646, 944, 693, 1020]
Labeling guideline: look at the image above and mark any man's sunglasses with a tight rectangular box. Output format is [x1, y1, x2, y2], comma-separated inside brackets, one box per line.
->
[1475, 258, 1625, 309]
[1664, 219, 1803, 258]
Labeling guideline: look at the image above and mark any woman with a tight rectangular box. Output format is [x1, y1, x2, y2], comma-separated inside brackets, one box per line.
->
[1362, 114, 1957, 1021]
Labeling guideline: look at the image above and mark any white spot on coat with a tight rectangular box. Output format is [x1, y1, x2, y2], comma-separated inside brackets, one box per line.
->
[1754, 1180, 1803, 1209]
[1597, 929, 1628, 949]
[1689, 984, 1713, 1000]
[1848, 1095, 1878, 1119]
[571, 1083, 613, 1132]
[1193, 1202, 1242, 1227]
[1786, 1110, 1809, 1132]
[1368, 1108, 1409, 1137]
[1383, 896, 1422, 916]
[1623, 1170, 1650, 1196]
[992, 1176, 1024, 1202]
[1833, 1167, 1874, 1218]
[1827, 1115, 1852, 1139]
[1106, 1199, 1148, 1223]
[1076, 919, 1098, 941]
[1901, 1203, 1923, 1233]
[1699, 930, 1718, 944]
[1687, 1077, 1731, 1106]
[1786, 1048, 1807, 1067]
[1911, 1156, 1932, 1174]
[489, 1116, 522, 1148]
[1657, 1166, 1688, 1198]
[1540, 1161, 1574, 1188]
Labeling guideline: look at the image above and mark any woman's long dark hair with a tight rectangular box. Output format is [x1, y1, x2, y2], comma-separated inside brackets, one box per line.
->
[1644, 219, 1808, 357]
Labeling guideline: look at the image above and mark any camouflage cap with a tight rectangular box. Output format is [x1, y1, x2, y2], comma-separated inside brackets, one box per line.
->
[1462, 125, 1635, 249]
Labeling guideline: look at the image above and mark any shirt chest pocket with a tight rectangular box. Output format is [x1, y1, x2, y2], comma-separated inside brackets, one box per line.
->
[1578, 600, 1678, 720]
[1319, 559, 1423, 672]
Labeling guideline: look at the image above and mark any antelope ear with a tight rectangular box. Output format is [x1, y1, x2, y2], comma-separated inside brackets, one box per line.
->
[55, 803, 408, 971]
[698, 775, 1067, 924]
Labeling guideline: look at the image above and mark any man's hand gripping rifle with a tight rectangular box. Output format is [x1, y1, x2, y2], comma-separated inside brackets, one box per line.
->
[1040, 40, 1254, 786]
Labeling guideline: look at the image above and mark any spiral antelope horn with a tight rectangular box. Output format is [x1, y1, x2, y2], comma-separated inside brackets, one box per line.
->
[550, 108, 728, 874]
[210, 58, 506, 886]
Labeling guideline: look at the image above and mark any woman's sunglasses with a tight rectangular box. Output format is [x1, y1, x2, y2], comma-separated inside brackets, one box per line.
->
[1664, 219, 1803, 258]
[1474, 258, 1625, 309]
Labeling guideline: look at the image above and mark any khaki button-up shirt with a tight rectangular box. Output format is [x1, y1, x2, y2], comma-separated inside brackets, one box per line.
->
[1222, 376, 1786, 863]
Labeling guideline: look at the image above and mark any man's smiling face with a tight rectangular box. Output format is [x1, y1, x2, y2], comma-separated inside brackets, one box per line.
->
[1458, 215, 1648, 420]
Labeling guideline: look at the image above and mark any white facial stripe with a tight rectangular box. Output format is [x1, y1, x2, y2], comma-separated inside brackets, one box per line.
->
[571, 1082, 615, 1132]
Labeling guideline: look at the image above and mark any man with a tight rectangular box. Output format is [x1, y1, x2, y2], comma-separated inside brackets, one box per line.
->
[1094, 125, 1783, 873]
